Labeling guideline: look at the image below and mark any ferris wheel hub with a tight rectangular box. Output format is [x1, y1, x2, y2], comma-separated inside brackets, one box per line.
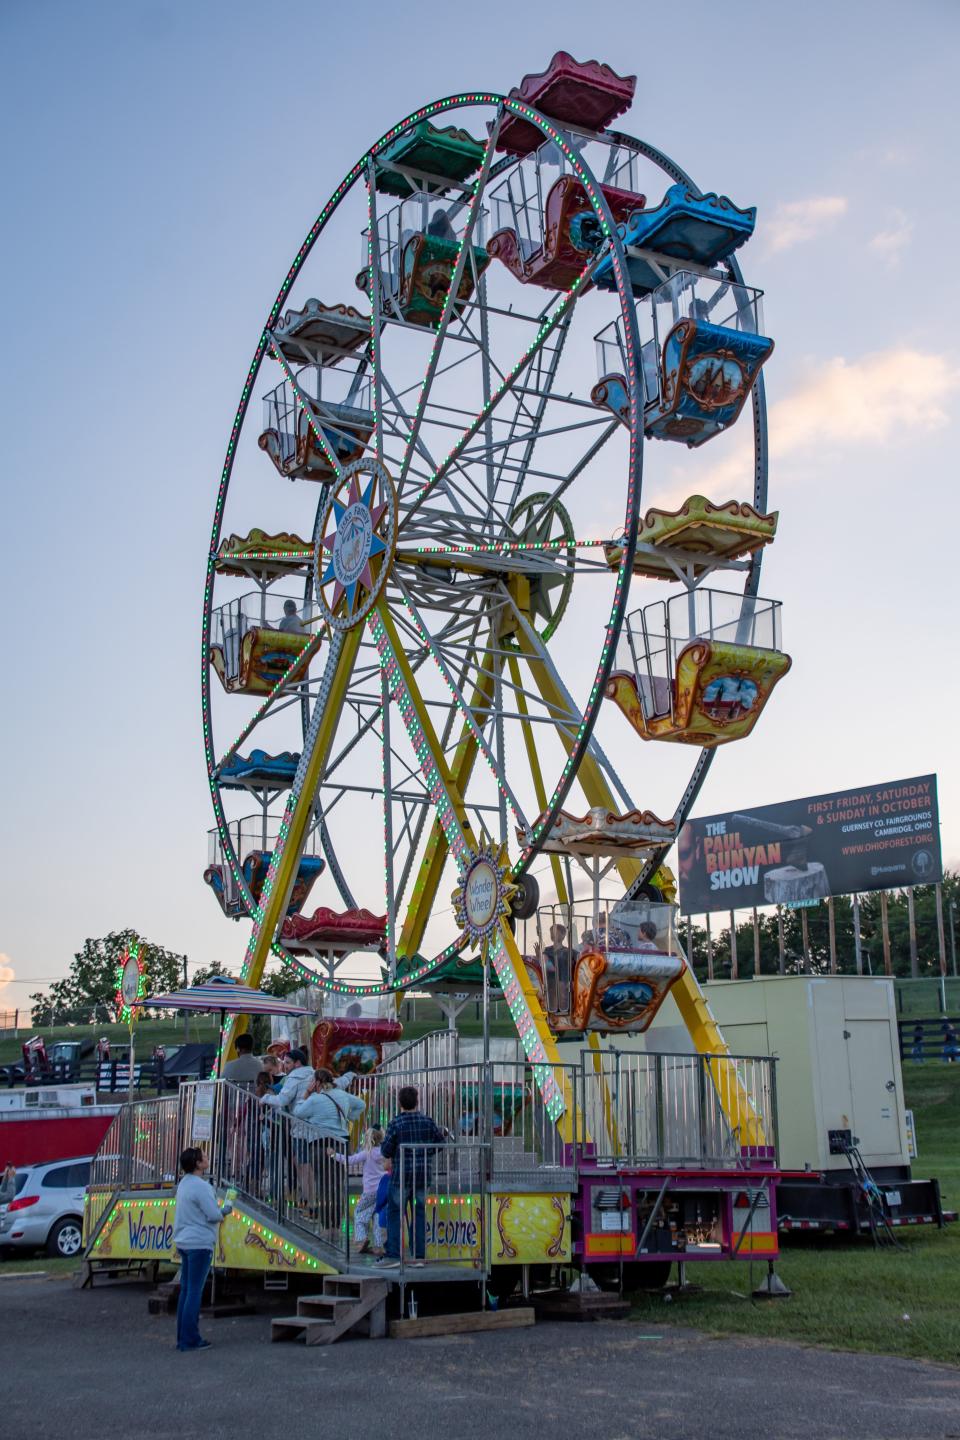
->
[314, 457, 397, 630]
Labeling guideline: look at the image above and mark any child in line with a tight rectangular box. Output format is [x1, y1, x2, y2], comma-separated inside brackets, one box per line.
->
[346, 1127, 387, 1255]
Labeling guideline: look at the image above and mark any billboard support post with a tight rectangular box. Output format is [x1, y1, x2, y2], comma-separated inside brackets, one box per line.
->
[800, 909, 811, 973]
[852, 893, 863, 975]
[907, 887, 919, 978]
[828, 896, 837, 975]
[776, 905, 785, 974]
[705, 912, 714, 981]
[881, 891, 893, 976]
[936, 882, 947, 980]
[948, 899, 957, 978]
[753, 907, 761, 976]
[729, 910, 738, 979]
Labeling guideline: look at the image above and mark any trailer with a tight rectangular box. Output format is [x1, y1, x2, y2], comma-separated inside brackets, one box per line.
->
[640, 975, 948, 1234]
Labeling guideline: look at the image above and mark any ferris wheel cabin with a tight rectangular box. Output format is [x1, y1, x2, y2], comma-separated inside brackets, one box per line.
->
[593, 270, 774, 446]
[259, 299, 374, 482]
[606, 587, 791, 746]
[208, 590, 317, 695]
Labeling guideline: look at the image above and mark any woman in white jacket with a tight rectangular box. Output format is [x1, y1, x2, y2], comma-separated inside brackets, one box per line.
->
[293, 1068, 365, 1232]
[172, 1147, 232, 1352]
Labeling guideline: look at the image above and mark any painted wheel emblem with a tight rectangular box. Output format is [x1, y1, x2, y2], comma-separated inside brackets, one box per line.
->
[315, 458, 396, 629]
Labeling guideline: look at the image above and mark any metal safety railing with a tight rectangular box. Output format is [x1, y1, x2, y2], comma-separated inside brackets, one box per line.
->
[396, 1142, 489, 1286]
[579, 1051, 777, 1167]
[202, 1080, 351, 1265]
[84, 1051, 777, 1263]
[355, 1060, 575, 1182]
[85, 1080, 352, 1266]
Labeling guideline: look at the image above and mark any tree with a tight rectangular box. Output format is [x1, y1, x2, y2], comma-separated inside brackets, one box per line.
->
[30, 930, 185, 1025]
[190, 959, 233, 986]
[677, 871, 960, 982]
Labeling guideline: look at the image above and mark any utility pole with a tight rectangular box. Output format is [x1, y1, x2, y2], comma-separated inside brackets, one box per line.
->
[935, 883, 947, 990]
[907, 887, 918, 978]
[729, 909, 738, 979]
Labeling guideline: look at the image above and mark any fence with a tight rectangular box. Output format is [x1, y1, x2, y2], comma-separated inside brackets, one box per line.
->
[898, 1017, 960, 1061]
[579, 1051, 777, 1166]
[895, 977, 960, 1017]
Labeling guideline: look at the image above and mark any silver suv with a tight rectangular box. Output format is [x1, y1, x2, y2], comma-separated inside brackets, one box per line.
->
[0, 1157, 91, 1258]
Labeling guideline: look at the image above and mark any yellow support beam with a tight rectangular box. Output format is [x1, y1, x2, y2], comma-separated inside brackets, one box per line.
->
[494, 919, 580, 1146]
[396, 651, 499, 960]
[514, 628, 641, 890]
[516, 631, 762, 1143]
[507, 653, 567, 906]
[225, 626, 364, 1059]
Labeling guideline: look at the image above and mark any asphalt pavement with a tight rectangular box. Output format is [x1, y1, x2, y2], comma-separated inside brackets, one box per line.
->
[2, 1275, 960, 1440]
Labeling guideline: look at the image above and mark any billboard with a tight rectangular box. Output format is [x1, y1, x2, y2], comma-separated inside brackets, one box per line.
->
[678, 774, 941, 914]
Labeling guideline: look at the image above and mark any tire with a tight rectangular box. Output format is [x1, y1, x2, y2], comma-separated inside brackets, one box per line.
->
[586, 1260, 671, 1293]
[47, 1216, 84, 1259]
[512, 875, 540, 922]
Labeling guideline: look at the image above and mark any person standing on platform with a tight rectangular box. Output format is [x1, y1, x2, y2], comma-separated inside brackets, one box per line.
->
[378, 1086, 447, 1266]
[221, 1033, 262, 1085]
[172, 1147, 232, 1352]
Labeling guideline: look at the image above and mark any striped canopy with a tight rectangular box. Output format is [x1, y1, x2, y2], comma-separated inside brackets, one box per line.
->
[145, 977, 310, 1016]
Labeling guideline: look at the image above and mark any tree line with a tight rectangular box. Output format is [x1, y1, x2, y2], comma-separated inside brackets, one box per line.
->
[680, 873, 960, 981]
[29, 931, 299, 1026]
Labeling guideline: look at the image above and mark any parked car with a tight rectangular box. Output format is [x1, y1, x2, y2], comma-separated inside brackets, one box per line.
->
[0, 1156, 91, 1258]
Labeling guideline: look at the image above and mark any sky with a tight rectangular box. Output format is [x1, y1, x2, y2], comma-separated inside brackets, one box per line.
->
[2, 0, 959, 1009]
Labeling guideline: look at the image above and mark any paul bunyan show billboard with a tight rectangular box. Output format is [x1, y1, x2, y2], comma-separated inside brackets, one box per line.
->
[678, 774, 941, 914]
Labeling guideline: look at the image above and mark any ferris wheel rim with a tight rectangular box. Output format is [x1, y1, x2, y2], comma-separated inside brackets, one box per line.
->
[201, 94, 770, 995]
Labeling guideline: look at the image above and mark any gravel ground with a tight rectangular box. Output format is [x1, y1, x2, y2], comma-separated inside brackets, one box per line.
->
[3, 1275, 960, 1440]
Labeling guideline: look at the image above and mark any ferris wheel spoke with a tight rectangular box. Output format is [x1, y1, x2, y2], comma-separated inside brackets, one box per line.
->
[398, 111, 506, 492]
[391, 578, 530, 833]
[397, 275, 590, 531]
[267, 336, 345, 483]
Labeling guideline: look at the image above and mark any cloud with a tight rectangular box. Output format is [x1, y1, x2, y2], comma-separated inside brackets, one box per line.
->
[765, 197, 848, 254]
[0, 955, 14, 995]
[675, 348, 960, 499]
[870, 210, 913, 268]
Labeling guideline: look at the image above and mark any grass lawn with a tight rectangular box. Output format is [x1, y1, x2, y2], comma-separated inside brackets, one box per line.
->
[0, 1256, 78, 1278]
[0, 1018, 220, 1066]
[629, 1062, 960, 1364]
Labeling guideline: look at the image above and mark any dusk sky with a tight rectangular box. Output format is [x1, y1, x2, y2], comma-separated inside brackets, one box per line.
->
[2, 0, 958, 1008]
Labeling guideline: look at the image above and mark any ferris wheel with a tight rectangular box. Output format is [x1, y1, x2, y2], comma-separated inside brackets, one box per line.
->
[202, 55, 788, 1076]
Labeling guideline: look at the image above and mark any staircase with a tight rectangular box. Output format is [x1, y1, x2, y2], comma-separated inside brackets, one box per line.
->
[271, 1275, 389, 1345]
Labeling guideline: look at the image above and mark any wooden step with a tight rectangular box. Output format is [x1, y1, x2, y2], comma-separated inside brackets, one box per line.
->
[271, 1314, 334, 1344]
[322, 1275, 389, 1300]
[297, 1295, 360, 1317]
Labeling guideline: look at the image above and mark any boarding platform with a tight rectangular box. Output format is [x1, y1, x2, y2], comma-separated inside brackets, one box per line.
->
[82, 1029, 781, 1307]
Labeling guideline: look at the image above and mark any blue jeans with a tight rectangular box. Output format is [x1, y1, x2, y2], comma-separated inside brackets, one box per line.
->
[176, 1248, 213, 1350]
[386, 1181, 427, 1260]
